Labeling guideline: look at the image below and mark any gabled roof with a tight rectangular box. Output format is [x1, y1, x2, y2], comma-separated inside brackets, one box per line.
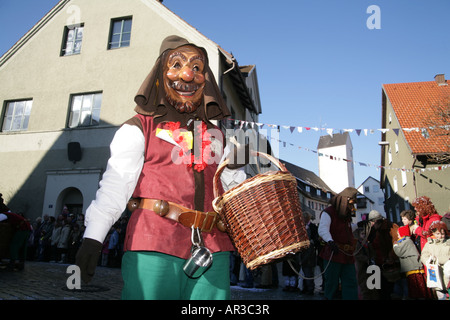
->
[382, 76, 450, 155]
[317, 132, 351, 149]
[0, 0, 260, 115]
[281, 159, 333, 194]
[357, 176, 380, 189]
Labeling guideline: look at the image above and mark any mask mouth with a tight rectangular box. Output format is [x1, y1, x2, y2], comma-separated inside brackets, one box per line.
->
[171, 81, 200, 97]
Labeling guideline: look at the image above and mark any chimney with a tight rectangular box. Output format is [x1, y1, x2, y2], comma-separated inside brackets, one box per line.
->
[434, 74, 447, 86]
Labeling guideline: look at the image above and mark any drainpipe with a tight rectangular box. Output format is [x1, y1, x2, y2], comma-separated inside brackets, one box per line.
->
[412, 156, 418, 199]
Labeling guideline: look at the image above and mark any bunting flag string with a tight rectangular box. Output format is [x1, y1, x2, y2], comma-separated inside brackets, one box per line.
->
[221, 118, 450, 173]
[224, 118, 450, 137]
[265, 136, 450, 173]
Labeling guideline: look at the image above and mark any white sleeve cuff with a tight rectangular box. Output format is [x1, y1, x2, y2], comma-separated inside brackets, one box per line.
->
[82, 219, 112, 244]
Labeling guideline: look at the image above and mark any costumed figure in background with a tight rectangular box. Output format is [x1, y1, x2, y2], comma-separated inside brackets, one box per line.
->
[0, 194, 32, 271]
[411, 196, 442, 252]
[76, 35, 246, 300]
[318, 187, 359, 300]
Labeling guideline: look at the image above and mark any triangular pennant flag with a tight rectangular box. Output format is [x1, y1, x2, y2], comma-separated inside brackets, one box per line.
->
[326, 128, 334, 137]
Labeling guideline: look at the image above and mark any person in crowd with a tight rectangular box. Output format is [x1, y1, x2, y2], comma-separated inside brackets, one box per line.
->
[282, 254, 300, 292]
[57, 219, 71, 263]
[420, 220, 450, 300]
[318, 187, 359, 300]
[411, 196, 441, 251]
[49, 220, 62, 262]
[366, 210, 400, 299]
[354, 226, 377, 299]
[299, 212, 318, 295]
[393, 225, 433, 299]
[101, 233, 110, 267]
[38, 215, 54, 262]
[400, 209, 420, 250]
[67, 223, 83, 264]
[107, 224, 120, 267]
[27, 217, 41, 260]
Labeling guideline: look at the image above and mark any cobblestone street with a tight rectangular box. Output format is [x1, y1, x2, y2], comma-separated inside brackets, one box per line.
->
[0, 260, 323, 301]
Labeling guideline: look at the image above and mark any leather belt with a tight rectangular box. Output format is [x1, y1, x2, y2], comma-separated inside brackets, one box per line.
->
[336, 242, 356, 253]
[134, 198, 225, 233]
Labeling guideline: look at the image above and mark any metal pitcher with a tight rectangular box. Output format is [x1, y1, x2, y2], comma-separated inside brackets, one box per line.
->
[183, 245, 213, 278]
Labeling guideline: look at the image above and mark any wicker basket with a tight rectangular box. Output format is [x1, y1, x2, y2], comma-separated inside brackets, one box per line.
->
[212, 152, 310, 270]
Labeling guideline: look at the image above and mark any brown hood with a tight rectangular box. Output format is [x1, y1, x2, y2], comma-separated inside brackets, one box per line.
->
[329, 187, 358, 220]
[134, 35, 230, 127]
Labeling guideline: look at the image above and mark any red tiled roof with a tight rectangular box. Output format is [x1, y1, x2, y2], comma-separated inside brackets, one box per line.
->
[383, 79, 450, 155]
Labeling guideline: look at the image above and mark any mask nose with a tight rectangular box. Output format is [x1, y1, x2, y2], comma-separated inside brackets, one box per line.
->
[180, 67, 194, 82]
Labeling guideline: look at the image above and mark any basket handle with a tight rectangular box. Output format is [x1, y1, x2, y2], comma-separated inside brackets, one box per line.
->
[213, 151, 287, 199]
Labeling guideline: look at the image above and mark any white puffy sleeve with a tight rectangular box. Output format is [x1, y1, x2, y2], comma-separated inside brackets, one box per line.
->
[83, 124, 145, 243]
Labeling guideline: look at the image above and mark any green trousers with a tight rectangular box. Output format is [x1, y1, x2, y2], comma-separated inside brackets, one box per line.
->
[121, 251, 231, 300]
[9, 230, 31, 262]
[323, 259, 358, 300]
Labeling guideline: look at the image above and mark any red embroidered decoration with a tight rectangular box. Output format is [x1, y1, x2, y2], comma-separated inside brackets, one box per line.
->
[163, 121, 211, 172]
[189, 121, 212, 172]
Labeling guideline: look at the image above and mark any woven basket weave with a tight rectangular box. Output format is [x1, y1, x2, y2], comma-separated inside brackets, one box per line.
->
[213, 152, 310, 270]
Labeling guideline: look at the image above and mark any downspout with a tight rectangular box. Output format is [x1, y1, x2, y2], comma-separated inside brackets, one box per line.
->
[412, 155, 418, 199]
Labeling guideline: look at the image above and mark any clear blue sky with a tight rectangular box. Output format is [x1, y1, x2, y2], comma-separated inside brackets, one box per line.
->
[1, 0, 449, 187]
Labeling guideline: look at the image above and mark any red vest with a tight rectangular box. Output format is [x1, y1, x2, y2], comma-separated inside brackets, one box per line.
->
[319, 206, 355, 264]
[123, 115, 234, 259]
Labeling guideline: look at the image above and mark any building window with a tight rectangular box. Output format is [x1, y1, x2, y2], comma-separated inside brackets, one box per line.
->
[2, 99, 33, 132]
[108, 17, 132, 49]
[388, 147, 392, 164]
[393, 175, 398, 193]
[404, 197, 410, 210]
[364, 186, 370, 193]
[401, 168, 407, 186]
[61, 24, 84, 56]
[316, 189, 321, 196]
[68, 93, 102, 128]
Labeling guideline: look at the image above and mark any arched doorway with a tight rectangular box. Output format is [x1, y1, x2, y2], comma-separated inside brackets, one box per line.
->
[55, 187, 83, 218]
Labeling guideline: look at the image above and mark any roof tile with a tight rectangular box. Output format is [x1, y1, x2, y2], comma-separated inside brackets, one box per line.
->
[383, 80, 450, 154]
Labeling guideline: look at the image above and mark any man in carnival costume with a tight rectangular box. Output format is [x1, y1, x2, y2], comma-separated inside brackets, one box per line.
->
[318, 187, 359, 300]
[76, 35, 246, 300]
[411, 196, 441, 251]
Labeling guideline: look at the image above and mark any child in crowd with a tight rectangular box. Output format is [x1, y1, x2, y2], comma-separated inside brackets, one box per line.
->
[400, 210, 419, 249]
[420, 221, 450, 300]
[393, 226, 432, 299]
